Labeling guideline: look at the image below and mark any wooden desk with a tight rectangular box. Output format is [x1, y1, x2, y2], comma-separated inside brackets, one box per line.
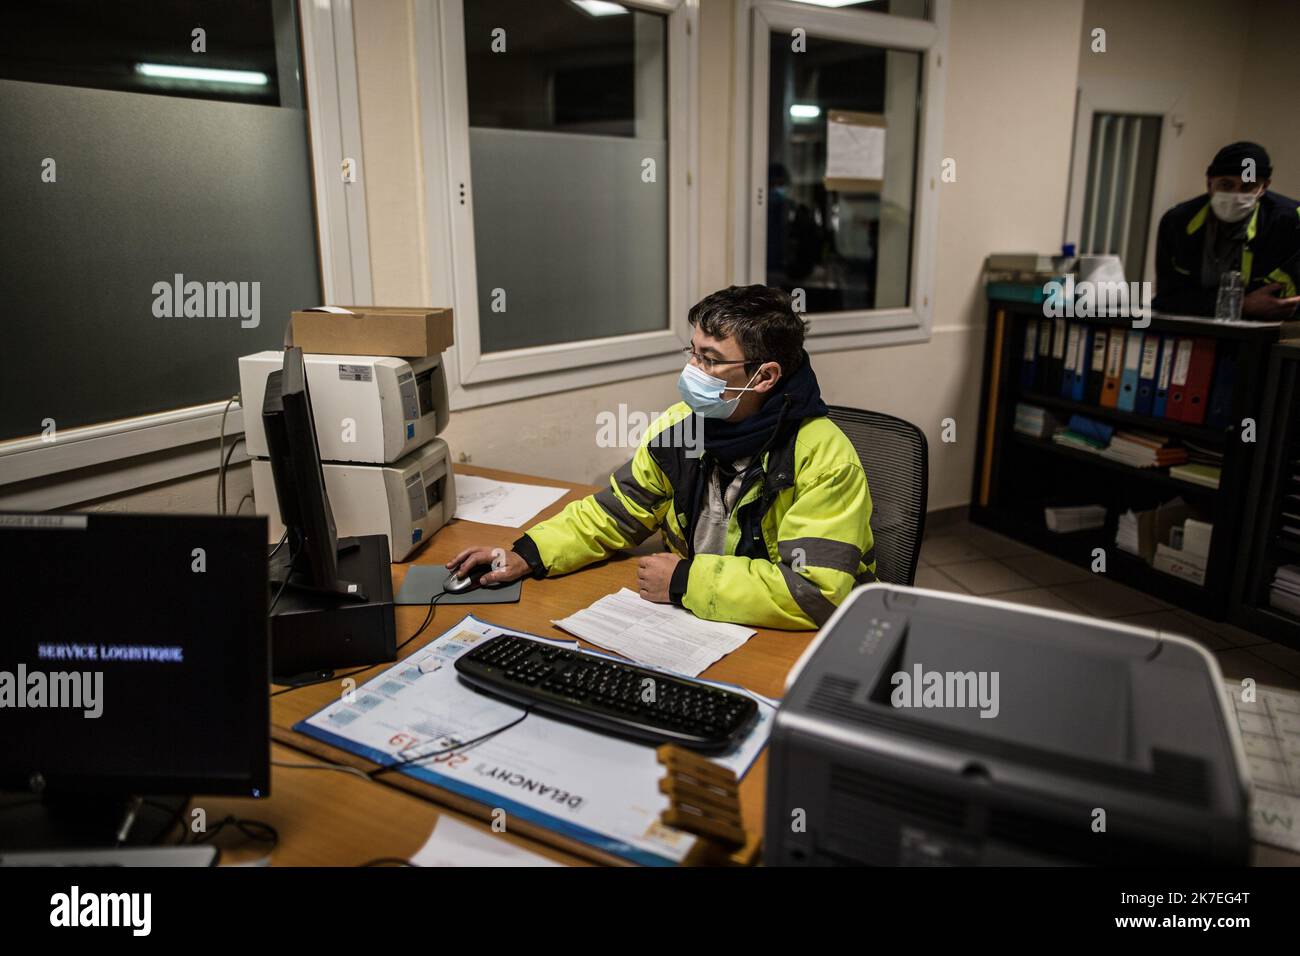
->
[268, 464, 812, 866]
[199, 743, 587, 866]
[265, 465, 1299, 867]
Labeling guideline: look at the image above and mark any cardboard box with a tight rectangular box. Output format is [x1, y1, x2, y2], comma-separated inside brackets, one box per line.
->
[289, 306, 453, 358]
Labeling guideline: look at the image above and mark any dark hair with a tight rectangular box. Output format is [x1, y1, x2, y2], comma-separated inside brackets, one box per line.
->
[687, 285, 807, 378]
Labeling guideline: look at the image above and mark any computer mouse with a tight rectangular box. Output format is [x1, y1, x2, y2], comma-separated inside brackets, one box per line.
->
[444, 562, 499, 594]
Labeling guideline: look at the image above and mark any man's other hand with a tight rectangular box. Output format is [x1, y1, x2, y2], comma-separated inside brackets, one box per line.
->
[636, 552, 681, 604]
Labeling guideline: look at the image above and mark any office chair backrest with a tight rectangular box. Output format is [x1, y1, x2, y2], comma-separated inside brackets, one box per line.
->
[825, 406, 929, 587]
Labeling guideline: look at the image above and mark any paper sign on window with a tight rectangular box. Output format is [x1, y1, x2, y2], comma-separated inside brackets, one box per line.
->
[823, 110, 886, 193]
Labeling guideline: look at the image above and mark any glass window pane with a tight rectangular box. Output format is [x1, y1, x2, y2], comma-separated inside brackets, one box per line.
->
[766, 32, 921, 312]
[0, 0, 320, 441]
[0, 0, 296, 107]
[464, 0, 669, 354]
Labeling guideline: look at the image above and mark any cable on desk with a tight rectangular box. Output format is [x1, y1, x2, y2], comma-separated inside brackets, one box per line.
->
[368, 708, 532, 779]
[272, 757, 373, 784]
[397, 589, 448, 653]
[187, 814, 279, 853]
[143, 797, 192, 846]
[268, 545, 299, 615]
[268, 528, 289, 560]
[220, 436, 245, 515]
[216, 394, 239, 514]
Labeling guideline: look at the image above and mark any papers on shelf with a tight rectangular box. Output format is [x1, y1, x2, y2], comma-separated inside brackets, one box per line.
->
[1044, 504, 1106, 533]
[454, 474, 568, 528]
[552, 588, 755, 677]
[1270, 564, 1300, 618]
[412, 816, 563, 867]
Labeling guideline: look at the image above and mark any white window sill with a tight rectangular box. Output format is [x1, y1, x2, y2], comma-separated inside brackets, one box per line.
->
[0, 401, 247, 511]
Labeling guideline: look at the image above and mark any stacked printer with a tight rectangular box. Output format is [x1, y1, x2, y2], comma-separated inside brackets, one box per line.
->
[239, 351, 455, 561]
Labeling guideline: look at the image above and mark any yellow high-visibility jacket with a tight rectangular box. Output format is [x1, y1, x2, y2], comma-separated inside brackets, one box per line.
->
[515, 402, 875, 630]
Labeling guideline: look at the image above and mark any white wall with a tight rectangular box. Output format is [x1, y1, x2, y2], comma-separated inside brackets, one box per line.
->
[351, 0, 1084, 512]
[1234, 0, 1300, 198]
[1077, 0, 1250, 206]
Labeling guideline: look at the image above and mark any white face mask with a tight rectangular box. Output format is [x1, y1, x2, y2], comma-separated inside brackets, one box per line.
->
[677, 362, 762, 420]
[1210, 189, 1260, 224]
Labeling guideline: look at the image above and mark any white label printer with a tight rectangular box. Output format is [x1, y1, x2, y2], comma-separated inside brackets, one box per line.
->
[239, 351, 455, 561]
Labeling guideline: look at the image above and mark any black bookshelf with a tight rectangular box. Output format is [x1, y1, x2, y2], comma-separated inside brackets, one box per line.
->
[971, 299, 1285, 621]
[1233, 340, 1300, 648]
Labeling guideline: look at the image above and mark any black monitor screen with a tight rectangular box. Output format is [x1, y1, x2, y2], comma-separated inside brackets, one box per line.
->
[0, 512, 270, 796]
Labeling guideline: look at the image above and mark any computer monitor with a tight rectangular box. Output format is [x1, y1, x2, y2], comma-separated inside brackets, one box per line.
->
[0, 512, 270, 801]
[262, 346, 364, 600]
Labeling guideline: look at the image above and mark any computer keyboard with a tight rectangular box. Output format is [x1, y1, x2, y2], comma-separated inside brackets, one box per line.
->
[454, 635, 758, 753]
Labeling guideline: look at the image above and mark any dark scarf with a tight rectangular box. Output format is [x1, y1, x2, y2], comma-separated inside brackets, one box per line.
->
[702, 351, 828, 461]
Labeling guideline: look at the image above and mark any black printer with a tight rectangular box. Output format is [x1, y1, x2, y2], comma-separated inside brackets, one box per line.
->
[764, 584, 1251, 865]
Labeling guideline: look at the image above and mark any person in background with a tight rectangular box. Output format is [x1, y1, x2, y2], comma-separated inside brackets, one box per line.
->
[447, 285, 876, 630]
[1153, 141, 1300, 319]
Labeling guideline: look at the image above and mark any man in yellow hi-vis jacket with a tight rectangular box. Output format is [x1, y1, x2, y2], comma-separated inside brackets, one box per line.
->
[447, 285, 876, 630]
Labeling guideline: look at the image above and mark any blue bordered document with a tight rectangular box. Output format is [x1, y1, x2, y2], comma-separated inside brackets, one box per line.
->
[295, 614, 776, 866]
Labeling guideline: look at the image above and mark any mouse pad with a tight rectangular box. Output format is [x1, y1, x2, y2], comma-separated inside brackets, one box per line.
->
[394, 564, 523, 606]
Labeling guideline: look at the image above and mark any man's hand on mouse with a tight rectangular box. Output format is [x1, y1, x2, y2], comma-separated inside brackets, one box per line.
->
[445, 546, 529, 585]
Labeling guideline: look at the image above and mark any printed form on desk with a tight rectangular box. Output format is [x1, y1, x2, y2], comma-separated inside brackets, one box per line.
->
[552, 588, 755, 677]
[1222, 679, 1300, 853]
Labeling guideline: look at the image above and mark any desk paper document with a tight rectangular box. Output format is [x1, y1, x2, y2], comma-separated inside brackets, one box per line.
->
[454, 474, 568, 528]
[412, 816, 563, 867]
[295, 614, 774, 866]
[552, 588, 755, 677]
[1222, 680, 1300, 853]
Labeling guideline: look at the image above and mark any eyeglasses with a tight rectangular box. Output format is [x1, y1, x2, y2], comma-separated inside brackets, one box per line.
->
[681, 346, 755, 375]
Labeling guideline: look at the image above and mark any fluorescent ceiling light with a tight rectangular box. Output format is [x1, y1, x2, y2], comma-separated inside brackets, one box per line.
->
[788, 0, 876, 8]
[790, 104, 822, 119]
[568, 0, 629, 16]
[135, 63, 269, 86]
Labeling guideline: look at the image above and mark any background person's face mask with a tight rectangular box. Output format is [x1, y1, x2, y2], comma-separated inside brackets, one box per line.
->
[678, 362, 761, 420]
[1210, 188, 1260, 224]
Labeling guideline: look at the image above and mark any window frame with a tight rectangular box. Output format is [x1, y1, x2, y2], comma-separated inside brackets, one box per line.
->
[732, 0, 948, 350]
[0, 0, 367, 506]
[1065, 86, 1181, 285]
[421, 0, 699, 410]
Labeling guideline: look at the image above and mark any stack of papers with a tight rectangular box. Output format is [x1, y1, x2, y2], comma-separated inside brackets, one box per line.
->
[1221, 680, 1300, 853]
[1051, 429, 1106, 453]
[552, 588, 755, 677]
[1115, 509, 1141, 556]
[1100, 430, 1188, 469]
[1013, 402, 1058, 439]
[1044, 504, 1106, 533]
[1169, 463, 1222, 489]
[1269, 564, 1300, 618]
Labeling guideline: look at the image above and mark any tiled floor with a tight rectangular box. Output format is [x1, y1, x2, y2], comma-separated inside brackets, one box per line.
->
[918, 519, 1300, 693]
